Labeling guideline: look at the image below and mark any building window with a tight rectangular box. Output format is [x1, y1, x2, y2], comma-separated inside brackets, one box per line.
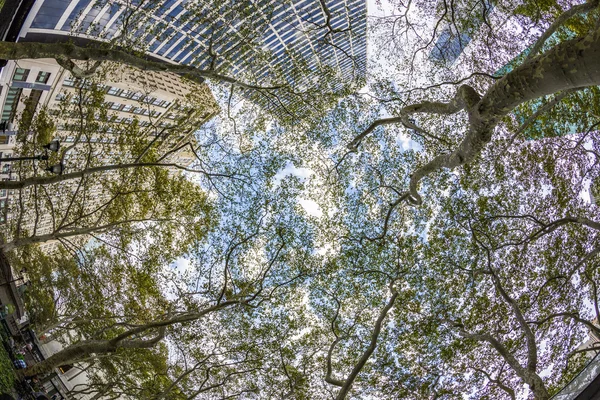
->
[1, 88, 22, 122]
[430, 28, 472, 64]
[2, 164, 10, 174]
[63, 76, 76, 87]
[35, 71, 51, 84]
[110, 102, 121, 110]
[107, 87, 122, 96]
[121, 104, 133, 112]
[12, 68, 30, 82]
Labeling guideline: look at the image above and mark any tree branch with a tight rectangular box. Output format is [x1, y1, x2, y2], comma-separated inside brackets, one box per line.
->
[0, 42, 285, 91]
[525, 0, 600, 62]
[348, 85, 479, 151]
[0, 161, 231, 190]
[333, 289, 399, 400]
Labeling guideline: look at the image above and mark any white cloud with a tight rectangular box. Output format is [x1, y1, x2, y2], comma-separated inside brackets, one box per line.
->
[298, 198, 323, 218]
[273, 162, 314, 186]
[171, 257, 193, 274]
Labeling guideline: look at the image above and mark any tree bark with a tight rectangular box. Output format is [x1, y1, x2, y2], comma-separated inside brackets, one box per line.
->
[23, 339, 126, 377]
[407, 25, 600, 203]
[21, 300, 246, 377]
[0, 42, 283, 91]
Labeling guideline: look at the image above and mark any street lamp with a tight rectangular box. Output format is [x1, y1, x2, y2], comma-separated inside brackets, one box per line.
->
[46, 163, 65, 175]
[1, 140, 64, 175]
[43, 140, 60, 153]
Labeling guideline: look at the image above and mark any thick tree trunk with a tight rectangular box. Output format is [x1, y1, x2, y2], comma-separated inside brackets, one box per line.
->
[0, 42, 282, 90]
[479, 26, 600, 119]
[525, 372, 550, 400]
[408, 25, 600, 203]
[23, 340, 119, 377]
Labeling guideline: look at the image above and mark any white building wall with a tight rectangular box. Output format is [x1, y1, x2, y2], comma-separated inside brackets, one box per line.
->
[38, 339, 102, 400]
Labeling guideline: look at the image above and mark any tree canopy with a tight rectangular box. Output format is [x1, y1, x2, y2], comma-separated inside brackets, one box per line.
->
[3, 0, 600, 398]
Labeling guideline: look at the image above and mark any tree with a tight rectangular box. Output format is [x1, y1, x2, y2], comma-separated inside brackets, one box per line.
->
[289, 0, 600, 397]
[0, 70, 218, 252]
[7, 0, 600, 398]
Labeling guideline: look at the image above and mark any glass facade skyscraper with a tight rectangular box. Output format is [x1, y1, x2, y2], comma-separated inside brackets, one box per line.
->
[429, 0, 493, 65]
[18, 0, 367, 95]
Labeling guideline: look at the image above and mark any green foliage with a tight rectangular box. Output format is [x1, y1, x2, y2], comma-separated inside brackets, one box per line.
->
[511, 86, 600, 140]
[0, 344, 15, 394]
[18, 247, 59, 333]
[31, 107, 56, 145]
[548, 353, 589, 395]
[516, 0, 599, 34]
[7, 0, 600, 397]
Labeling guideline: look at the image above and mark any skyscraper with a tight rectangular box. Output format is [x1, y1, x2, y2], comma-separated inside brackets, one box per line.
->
[0, 57, 219, 242]
[17, 0, 367, 92]
[429, 0, 493, 65]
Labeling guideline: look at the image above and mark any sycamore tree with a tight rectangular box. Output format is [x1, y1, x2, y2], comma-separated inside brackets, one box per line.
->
[0, 0, 367, 251]
[12, 149, 318, 400]
[5, 0, 600, 398]
[283, 0, 600, 398]
[0, 0, 362, 392]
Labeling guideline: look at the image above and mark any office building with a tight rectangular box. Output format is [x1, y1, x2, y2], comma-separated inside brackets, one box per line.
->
[430, 0, 494, 65]
[0, 57, 219, 245]
[15, 0, 367, 108]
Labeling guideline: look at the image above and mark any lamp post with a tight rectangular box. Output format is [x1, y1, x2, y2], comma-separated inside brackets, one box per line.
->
[1, 140, 64, 175]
